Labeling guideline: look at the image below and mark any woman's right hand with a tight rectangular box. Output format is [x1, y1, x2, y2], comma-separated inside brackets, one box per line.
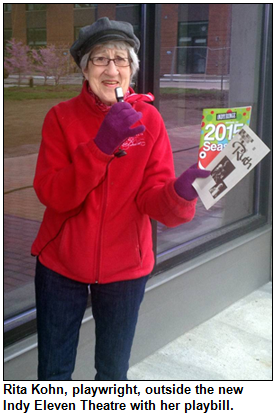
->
[94, 102, 145, 155]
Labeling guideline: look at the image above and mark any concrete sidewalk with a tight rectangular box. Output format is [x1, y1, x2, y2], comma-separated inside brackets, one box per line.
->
[128, 282, 272, 380]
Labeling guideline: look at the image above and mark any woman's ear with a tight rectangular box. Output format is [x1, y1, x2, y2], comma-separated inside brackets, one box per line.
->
[82, 68, 89, 81]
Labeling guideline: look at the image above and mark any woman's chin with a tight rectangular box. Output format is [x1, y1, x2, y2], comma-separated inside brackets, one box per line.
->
[101, 95, 117, 106]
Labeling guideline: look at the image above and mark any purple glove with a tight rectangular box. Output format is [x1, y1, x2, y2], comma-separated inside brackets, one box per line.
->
[94, 102, 145, 155]
[174, 163, 211, 200]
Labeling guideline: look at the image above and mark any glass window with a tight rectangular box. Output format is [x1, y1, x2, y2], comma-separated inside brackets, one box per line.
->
[27, 28, 47, 47]
[157, 4, 264, 263]
[4, 29, 12, 50]
[26, 4, 47, 11]
[116, 4, 140, 45]
[3, 3, 271, 340]
[74, 4, 97, 8]
[4, 4, 12, 12]
[116, 3, 140, 24]
[4, 3, 141, 327]
[178, 22, 208, 74]
[74, 4, 98, 39]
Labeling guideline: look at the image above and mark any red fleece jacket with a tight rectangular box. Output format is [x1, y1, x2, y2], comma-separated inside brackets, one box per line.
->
[31, 81, 197, 284]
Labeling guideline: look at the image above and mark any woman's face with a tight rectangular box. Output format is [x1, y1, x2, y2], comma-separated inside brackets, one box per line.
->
[83, 45, 131, 106]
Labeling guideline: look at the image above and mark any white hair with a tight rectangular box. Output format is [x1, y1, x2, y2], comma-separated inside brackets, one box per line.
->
[80, 41, 139, 80]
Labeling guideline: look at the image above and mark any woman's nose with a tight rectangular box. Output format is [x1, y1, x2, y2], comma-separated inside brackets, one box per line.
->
[104, 60, 119, 75]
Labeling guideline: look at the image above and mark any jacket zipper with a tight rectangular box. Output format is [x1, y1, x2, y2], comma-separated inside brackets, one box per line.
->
[94, 162, 111, 284]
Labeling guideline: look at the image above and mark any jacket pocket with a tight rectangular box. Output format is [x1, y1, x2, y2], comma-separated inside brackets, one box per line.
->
[135, 221, 143, 264]
[104, 221, 142, 277]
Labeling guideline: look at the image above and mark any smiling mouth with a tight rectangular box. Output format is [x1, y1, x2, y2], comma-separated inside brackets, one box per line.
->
[102, 81, 120, 87]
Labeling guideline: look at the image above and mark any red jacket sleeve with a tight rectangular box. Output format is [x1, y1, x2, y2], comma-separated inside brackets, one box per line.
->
[135, 108, 197, 227]
[33, 107, 113, 213]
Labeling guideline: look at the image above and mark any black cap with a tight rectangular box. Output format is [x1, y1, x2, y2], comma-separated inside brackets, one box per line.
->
[70, 17, 140, 67]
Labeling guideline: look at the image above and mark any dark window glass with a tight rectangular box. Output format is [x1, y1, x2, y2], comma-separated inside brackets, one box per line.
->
[157, 4, 264, 263]
[27, 28, 47, 47]
[178, 22, 208, 74]
[4, 29, 12, 49]
[4, 4, 12, 12]
[74, 4, 97, 8]
[4, 3, 141, 326]
[26, 4, 47, 11]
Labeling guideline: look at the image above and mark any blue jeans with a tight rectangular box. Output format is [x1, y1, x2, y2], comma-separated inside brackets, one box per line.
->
[35, 259, 148, 381]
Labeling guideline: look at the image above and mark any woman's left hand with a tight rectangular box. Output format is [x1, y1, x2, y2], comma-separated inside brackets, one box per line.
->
[174, 164, 211, 200]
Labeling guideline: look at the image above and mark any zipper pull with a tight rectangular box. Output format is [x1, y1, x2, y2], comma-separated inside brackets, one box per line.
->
[115, 87, 127, 158]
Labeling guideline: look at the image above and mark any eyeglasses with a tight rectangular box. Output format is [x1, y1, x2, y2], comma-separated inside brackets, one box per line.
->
[89, 56, 131, 67]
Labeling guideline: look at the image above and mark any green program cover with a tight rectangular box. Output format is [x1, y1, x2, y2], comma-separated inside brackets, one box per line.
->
[198, 106, 252, 169]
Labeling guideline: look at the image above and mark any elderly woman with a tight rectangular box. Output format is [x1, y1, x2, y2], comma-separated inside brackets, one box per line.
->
[32, 17, 209, 381]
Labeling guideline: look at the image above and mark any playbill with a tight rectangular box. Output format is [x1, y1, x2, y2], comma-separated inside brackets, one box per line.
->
[198, 106, 252, 169]
[193, 125, 270, 210]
